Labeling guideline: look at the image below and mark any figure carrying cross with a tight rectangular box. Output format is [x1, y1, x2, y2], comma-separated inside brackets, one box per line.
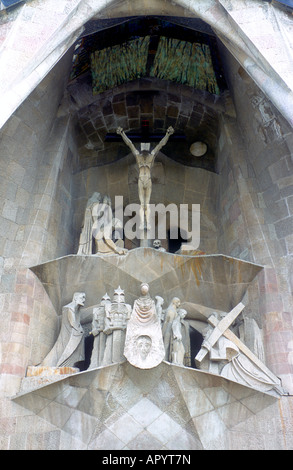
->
[196, 302, 286, 395]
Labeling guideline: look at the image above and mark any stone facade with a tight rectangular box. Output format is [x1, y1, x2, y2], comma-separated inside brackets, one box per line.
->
[0, 0, 293, 451]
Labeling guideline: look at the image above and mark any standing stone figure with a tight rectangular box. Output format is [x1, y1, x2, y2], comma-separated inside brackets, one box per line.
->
[93, 195, 127, 255]
[77, 192, 102, 255]
[101, 287, 131, 365]
[237, 317, 265, 363]
[162, 297, 181, 361]
[116, 126, 174, 230]
[40, 292, 86, 369]
[124, 283, 165, 369]
[78, 193, 126, 255]
[155, 295, 165, 324]
[89, 293, 111, 369]
[170, 308, 191, 366]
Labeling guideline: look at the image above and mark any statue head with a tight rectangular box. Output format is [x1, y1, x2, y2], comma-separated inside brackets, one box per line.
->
[88, 192, 102, 206]
[140, 143, 150, 153]
[101, 293, 111, 306]
[140, 282, 149, 296]
[178, 308, 187, 319]
[172, 297, 181, 309]
[102, 194, 112, 206]
[73, 292, 86, 307]
[113, 286, 125, 304]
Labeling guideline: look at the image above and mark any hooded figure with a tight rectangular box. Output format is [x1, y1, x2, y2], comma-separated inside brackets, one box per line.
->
[40, 292, 86, 369]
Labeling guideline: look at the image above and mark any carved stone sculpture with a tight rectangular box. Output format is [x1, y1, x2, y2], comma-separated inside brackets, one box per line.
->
[101, 287, 131, 366]
[93, 195, 127, 255]
[155, 295, 165, 324]
[116, 126, 174, 231]
[170, 309, 191, 366]
[40, 292, 86, 369]
[124, 283, 165, 369]
[89, 293, 111, 369]
[162, 297, 181, 361]
[195, 303, 285, 395]
[77, 193, 127, 255]
[220, 352, 284, 394]
[153, 239, 166, 252]
[237, 316, 265, 363]
[199, 317, 239, 375]
[77, 192, 102, 255]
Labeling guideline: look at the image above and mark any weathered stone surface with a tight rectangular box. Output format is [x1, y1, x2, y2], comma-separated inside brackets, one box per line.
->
[29, 250, 263, 315]
[27, 366, 79, 377]
[12, 361, 281, 450]
[0, 0, 292, 452]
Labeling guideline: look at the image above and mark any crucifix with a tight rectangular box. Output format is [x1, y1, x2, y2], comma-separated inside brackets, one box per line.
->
[116, 126, 174, 235]
[196, 302, 283, 388]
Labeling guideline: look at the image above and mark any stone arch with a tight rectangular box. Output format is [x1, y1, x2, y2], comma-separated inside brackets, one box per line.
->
[1, 0, 293, 130]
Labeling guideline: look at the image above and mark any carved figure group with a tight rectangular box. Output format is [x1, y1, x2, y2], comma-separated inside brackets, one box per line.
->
[34, 123, 286, 397]
[89, 287, 131, 368]
[77, 193, 173, 255]
[39, 286, 285, 395]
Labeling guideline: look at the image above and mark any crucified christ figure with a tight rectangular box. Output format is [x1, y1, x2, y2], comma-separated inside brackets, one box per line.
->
[116, 126, 174, 230]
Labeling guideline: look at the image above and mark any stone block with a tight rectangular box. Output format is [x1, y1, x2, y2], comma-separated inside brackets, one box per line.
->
[2, 200, 18, 222]
[113, 101, 127, 116]
[275, 216, 293, 239]
[269, 157, 292, 182]
[0, 217, 18, 241]
[261, 183, 282, 207]
[264, 199, 289, 223]
[167, 105, 179, 118]
[88, 428, 125, 450]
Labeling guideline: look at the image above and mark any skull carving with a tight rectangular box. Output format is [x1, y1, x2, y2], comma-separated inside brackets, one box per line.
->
[153, 239, 161, 249]
[153, 239, 166, 252]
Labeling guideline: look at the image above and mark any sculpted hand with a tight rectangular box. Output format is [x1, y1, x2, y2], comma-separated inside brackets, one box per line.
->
[167, 126, 174, 135]
[116, 127, 123, 135]
[116, 247, 128, 255]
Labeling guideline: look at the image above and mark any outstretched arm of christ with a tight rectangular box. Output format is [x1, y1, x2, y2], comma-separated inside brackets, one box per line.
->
[151, 126, 174, 157]
[116, 127, 139, 156]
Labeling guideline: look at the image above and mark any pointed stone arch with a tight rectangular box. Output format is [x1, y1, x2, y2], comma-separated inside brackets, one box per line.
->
[0, 0, 293, 129]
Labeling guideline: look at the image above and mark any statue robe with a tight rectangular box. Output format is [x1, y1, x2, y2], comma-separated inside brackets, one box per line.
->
[41, 302, 84, 368]
[124, 296, 165, 369]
